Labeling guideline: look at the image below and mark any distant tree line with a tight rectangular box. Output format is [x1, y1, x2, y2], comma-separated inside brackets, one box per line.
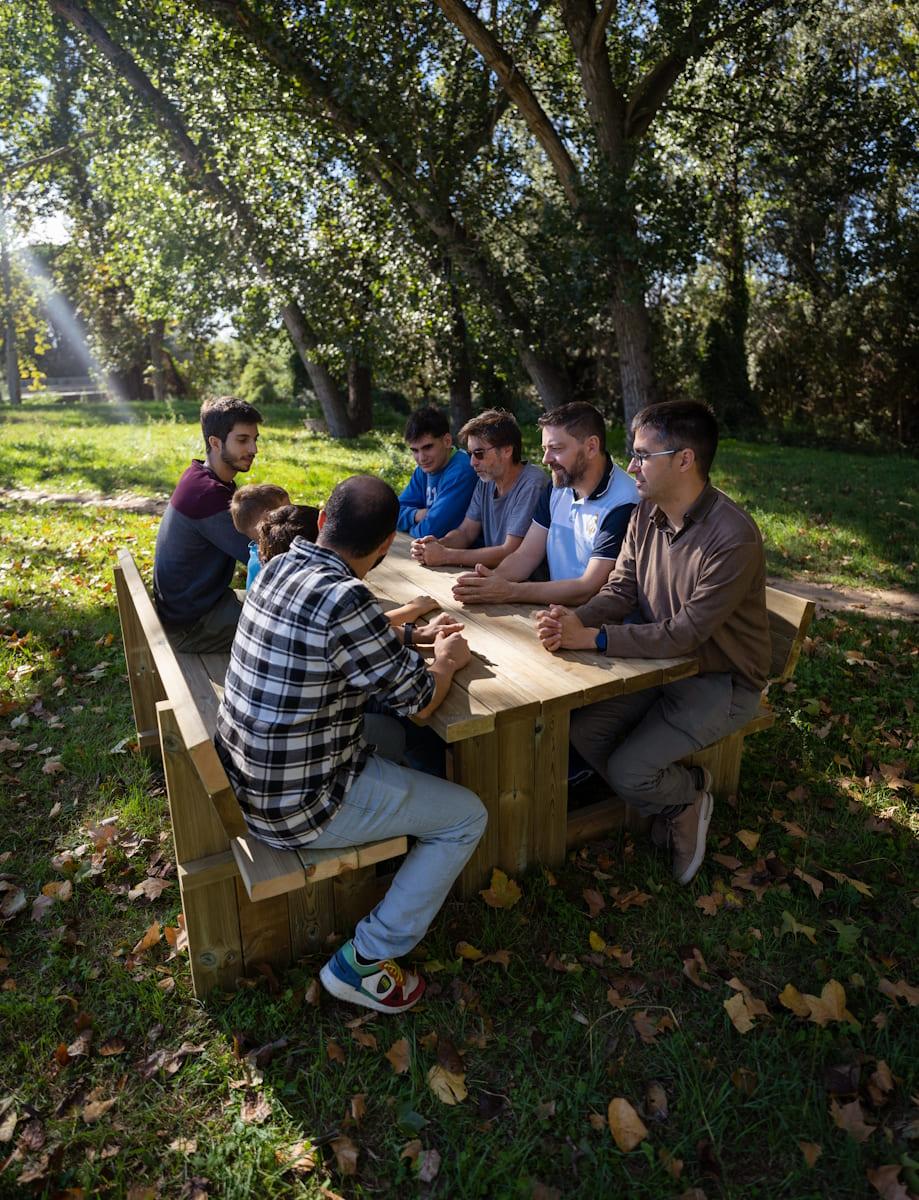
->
[0, 0, 915, 447]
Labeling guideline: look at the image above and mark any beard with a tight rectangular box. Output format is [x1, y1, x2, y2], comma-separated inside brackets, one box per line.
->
[551, 449, 588, 490]
[220, 446, 253, 473]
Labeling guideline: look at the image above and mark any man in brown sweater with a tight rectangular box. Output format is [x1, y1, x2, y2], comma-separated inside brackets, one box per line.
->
[535, 399, 770, 884]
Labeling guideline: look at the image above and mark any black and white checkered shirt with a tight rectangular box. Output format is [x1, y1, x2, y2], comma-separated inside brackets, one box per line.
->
[215, 538, 435, 848]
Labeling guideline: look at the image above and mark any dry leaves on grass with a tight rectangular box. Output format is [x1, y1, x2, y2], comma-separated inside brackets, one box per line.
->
[331, 1135, 358, 1176]
[479, 868, 522, 909]
[878, 977, 919, 1007]
[723, 977, 770, 1034]
[427, 1065, 467, 1105]
[798, 1141, 822, 1168]
[385, 1038, 410, 1075]
[608, 1098, 648, 1152]
[632, 1011, 676, 1044]
[127, 878, 172, 902]
[780, 910, 818, 944]
[778, 980, 859, 1027]
[240, 1092, 272, 1124]
[830, 1097, 876, 1143]
[736, 829, 761, 851]
[866, 1164, 912, 1199]
[582, 887, 605, 917]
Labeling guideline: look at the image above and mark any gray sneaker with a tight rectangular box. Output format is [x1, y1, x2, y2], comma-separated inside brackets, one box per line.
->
[650, 767, 712, 851]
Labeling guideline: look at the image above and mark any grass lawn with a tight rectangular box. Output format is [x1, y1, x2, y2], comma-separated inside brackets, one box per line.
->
[0, 400, 917, 1198]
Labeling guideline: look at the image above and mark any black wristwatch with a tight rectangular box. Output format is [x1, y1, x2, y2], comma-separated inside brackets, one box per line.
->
[403, 622, 415, 647]
[594, 627, 607, 654]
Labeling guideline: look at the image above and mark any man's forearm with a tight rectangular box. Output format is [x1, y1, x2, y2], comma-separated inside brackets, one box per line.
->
[435, 543, 512, 567]
[416, 661, 456, 719]
[501, 576, 604, 606]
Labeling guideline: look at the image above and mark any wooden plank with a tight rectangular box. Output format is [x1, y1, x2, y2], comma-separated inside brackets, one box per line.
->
[157, 702, 242, 996]
[566, 797, 630, 846]
[178, 850, 236, 892]
[236, 882, 292, 972]
[452, 730, 500, 898]
[289, 881, 337, 959]
[494, 713, 536, 877]
[531, 700, 570, 870]
[298, 836, 409, 882]
[231, 835, 307, 901]
[765, 586, 815, 681]
[334, 868, 380, 932]
[113, 563, 165, 758]
[117, 552, 214, 761]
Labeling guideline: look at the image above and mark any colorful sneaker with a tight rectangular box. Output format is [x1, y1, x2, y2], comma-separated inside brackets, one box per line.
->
[319, 940, 425, 1014]
[651, 766, 712, 850]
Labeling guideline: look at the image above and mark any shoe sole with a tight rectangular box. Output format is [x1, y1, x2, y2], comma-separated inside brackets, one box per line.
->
[674, 791, 714, 885]
[319, 962, 422, 1014]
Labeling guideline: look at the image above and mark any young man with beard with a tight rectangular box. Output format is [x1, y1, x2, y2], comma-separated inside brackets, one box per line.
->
[535, 400, 770, 885]
[452, 401, 637, 606]
[153, 395, 261, 652]
[409, 409, 547, 569]
[215, 475, 486, 1013]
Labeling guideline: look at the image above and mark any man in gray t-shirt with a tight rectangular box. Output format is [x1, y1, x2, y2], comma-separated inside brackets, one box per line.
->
[411, 410, 548, 569]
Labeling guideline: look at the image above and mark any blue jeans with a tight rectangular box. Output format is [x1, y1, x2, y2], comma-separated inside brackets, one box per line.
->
[308, 715, 487, 960]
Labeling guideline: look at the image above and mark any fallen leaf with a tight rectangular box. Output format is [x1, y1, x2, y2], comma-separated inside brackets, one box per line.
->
[326, 1039, 345, 1064]
[276, 1140, 315, 1174]
[723, 992, 755, 1034]
[731, 1067, 758, 1095]
[583, 888, 605, 917]
[400, 1139, 422, 1163]
[128, 878, 172, 902]
[695, 892, 723, 917]
[31, 894, 56, 922]
[331, 1135, 358, 1175]
[644, 1081, 668, 1122]
[878, 977, 919, 1007]
[780, 910, 817, 944]
[479, 869, 522, 909]
[589, 930, 607, 953]
[455, 941, 482, 960]
[170, 1137, 198, 1154]
[535, 1099, 556, 1120]
[711, 853, 742, 870]
[427, 1064, 467, 1105]
[241, 1092, 272, 1124]
[682, 948, 712, 990]
[778, 983, 811, 1018]
[81, 1097, 116, 1124]
[350, 1093, 367, 1124]
[131, 921, 161, 955]
[385, 1038, 410, 1075]
[798, 1140, 822, 1168]
[350, 1027, 378, 1051]
[866, 1164, 910, 1199]
[0, 887, 27, 920]
[42, 759, 64, 775]
[794, 868, 824, 898]
[417, 1147, 441, 1182]
[736, 829, 760, 851]
[784, 980, 860, 1028]
[477, 949, 511, 969]
[0, 1101, 17, 1143]
[830, 1097, 876, 1142]
[608, 1097, 648, 1152]
[659, 1148, 684, 1180]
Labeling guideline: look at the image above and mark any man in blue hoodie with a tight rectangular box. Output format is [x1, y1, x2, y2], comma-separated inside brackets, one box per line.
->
[396, 406, 477, 539]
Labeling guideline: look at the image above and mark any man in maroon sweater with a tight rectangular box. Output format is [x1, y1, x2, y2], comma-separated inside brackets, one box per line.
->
[536, 400, 770, 885]
[153, 396, 262, 652]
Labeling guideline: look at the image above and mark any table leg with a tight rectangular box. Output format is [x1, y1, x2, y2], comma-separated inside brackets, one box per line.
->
[531, 700, 570, 871]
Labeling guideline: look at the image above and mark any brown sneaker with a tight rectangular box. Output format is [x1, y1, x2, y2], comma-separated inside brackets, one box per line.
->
[669, 789, 714, 884]
[650, 767, 712, 851]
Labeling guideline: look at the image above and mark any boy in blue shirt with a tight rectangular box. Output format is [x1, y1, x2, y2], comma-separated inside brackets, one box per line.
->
[230, 484, 291, 588]
[396, 406, 477, 539]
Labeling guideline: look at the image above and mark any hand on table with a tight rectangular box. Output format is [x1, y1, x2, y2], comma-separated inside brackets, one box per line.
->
[402, 592, 439, 620]
[452, 563, 513, 605]
[411, 536, 449, 566]
[414, 611, 465, 643]
[534, 604, 593, 652]
[433, 629, 471, 671]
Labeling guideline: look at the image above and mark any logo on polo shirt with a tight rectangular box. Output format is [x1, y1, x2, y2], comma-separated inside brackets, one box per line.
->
[584, 514, 599, 538]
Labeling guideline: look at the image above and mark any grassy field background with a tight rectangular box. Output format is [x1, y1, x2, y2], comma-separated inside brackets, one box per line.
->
[0, 399, 917, 1198]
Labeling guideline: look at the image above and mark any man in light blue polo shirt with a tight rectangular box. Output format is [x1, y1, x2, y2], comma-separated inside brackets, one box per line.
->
[453, 402, 637, 606]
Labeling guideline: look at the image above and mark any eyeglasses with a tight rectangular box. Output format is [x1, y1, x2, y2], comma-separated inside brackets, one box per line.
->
[469, 446, 496, 461]
[629, 448, 681, 467]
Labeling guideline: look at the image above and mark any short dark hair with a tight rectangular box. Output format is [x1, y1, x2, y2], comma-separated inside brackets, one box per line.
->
[200, 395, 263, 445]
[537, 401, 606, 450]
[457, 408, 522, 464]
[631, 400, 719, 479]
[230, 484, 290, 535]
[257, 504, 321, 563]
[404, 405, 449, 442]
[319, 476, 399, 557]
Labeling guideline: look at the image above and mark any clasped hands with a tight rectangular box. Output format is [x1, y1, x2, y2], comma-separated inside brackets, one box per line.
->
[534, 605, 596, 653]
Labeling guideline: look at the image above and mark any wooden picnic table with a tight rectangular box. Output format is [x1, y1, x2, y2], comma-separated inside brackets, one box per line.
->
[367, 535, 698, 894]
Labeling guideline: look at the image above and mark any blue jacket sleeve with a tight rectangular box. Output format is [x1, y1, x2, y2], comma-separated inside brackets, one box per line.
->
[397, 466, 427, 533]
[411, 452, 477, 538]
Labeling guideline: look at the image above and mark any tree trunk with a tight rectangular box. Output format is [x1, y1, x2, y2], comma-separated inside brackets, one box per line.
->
[447, 285, 472, 432]
[611, 267, 656, 430]
[518, 347, 573, 409]
[149, 317, 167, 402]
[52, 0, 356, 436]
[0, 207, 21, 407]
[346, 358, 373, 436]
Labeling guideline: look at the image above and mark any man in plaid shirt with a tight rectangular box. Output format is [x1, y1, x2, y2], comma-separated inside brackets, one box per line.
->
[216, 475, 486, 1013]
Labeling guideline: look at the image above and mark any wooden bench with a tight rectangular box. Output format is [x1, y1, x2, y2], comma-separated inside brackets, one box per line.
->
[114, 550, 416, 997]
[566, 585, 816, 845]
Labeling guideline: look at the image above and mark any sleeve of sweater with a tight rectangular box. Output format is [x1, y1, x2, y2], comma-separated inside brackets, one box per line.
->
[397, 466, 427, 533]
[197, 509, 252, 564]
[410, 453, 477, 539]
